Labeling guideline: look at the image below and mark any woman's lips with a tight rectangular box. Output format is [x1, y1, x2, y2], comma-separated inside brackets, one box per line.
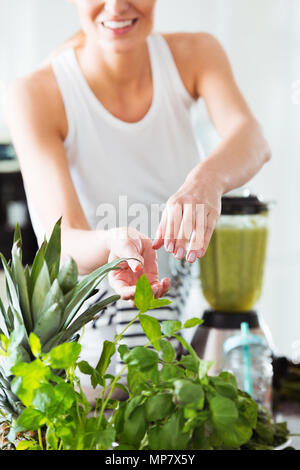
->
[99, 18, 138, 36]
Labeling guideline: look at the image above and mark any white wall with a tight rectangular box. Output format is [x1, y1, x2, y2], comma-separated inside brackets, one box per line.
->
[0, 0, 300, 357]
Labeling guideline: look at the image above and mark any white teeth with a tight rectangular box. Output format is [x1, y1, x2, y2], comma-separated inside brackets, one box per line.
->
[102, 19, 134, 29]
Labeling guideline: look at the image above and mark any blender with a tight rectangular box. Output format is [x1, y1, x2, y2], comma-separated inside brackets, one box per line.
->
[191, 192, 274, 376]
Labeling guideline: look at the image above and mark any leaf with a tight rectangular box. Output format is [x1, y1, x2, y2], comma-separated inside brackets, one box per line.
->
[54, 383, 76, 414]
[148, 409, 189, 450]
[16, 441, 34, 450]
[0, 298, 11, 335]
[32, 383, 57, 417]
[0, 253, 22, 318]
[41, 279, 64, 315]
[210, 376, 238, 399]
[174, 379, 204, 408]
[12, 360, 50, 406]
[209, 396, 239, 429]
[237, 393, 258, 429]
[58, 256, 78, 294]
[44, 218, 62, 283]
[11, 243, 32, 331]
[145, 393, 174, 422]
[43, 342, 81, 369]
[95, 340, 116, 376]
[180, 355, 199, 373]
[29, 333, 41, 358]
[198, 359, 214, 380]
[16, 408, 44, 431]
[134, 274, 154, 313]
[150, 298, 172, 310]
[118, 344, 130, 361]
[184, 318, 204, 329]
[222, 417, 253, 448]
[62, 258, 125, 328]
[78, 360, 94, 375]
[97, 426, 116, 449]
[124, 396, 144, 421]
[159, 339, 176, 362]
[123, 405, 147, 447]
[52, 295, 119, 349]
[46, 424, 58, 450]
[127, 368, 149, 395]
[123, 347, 159, 372]
[29, 241, 47, 299]
[160, 364, 185, 381]
[139, 314, 162, 350]
[31, 260, 51, 325]
[33, 302, 63, 345]
[13, 223, 22, 245]
[162, 320, 182, 338]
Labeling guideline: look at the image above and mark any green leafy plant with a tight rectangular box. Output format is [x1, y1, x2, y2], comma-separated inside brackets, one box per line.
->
[3, 275, 292, 450]
[0, 220, 125, 448]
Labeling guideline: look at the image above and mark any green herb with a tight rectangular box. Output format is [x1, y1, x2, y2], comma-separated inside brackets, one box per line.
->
[1, 266, 293, 450]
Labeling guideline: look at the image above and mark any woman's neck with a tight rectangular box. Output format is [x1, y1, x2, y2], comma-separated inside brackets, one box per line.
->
[78, 36, 151, 95]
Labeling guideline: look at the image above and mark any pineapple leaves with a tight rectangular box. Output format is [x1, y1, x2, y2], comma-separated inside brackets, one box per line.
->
[29, 241, 47, 300]
[31, 261, 51, 326]
[11, 244, 32, 332]
[61, 258, 125, 328]
[33, 303, 63, 345]
[0, 253, 22, 319]
[44, 218, 62, 283]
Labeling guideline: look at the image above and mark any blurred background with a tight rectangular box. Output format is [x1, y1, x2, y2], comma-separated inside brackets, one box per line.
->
[0, 0, 299, 359]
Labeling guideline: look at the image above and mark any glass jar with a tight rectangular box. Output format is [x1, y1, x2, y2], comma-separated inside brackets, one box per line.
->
[199, 194, 270, 312]
[223, 337, 273, 410]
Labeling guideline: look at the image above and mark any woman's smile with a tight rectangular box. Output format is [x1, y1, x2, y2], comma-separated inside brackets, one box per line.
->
[97, 16, 139, 36]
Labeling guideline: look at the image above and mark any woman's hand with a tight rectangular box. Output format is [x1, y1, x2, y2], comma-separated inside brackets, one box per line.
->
[107, 227, 170, 300]
[152, 168, 222, 263]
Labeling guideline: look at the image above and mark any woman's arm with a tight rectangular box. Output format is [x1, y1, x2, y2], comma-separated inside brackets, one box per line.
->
[5, 70, 170, 298]
[5, 70, 108, 275]
[191, 33, 271, 192]
[153, 33, 271, 262]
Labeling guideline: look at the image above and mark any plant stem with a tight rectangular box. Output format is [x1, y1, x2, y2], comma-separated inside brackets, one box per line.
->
[38, 428, 43, 450]
[98, 364, 128, 427]
[113, 312, 141, 345]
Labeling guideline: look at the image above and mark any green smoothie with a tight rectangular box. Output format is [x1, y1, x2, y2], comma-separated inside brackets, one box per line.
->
[199, 221, 268, 312]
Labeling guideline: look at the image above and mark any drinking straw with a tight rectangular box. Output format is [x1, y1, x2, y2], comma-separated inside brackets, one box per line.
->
[241, 322, 253, 396]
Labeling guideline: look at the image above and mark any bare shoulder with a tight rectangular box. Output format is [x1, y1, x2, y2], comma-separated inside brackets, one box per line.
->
[162, 32, 228, 98]
[163, 32, 225, 63]
[5, 65, 67, 139]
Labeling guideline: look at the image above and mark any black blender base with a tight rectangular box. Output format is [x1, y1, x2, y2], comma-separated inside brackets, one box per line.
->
[200, 310, 260, 329]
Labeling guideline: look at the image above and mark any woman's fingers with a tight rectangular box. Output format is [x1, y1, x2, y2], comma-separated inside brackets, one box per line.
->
[201, 210, 219, 256]
[164, 203, 182, 254]
[152, 210, 167, 250]
[173, 203, 194, 259]
[186, 203, 206, 262]
[109, 238, 144, 273]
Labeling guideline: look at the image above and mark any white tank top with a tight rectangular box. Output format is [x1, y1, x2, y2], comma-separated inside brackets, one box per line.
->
[26, 33, 204, 277]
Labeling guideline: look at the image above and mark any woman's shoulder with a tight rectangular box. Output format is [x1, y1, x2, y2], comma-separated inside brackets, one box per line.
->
[160, 32, 228, 98]
[162, 31, 223, 63]
[5, 64, 67, 140]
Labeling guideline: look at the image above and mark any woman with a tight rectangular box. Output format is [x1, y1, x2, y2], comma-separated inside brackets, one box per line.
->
[5, 0, 271, 375]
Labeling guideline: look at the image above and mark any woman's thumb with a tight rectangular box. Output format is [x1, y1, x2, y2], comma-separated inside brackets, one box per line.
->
[125, 242, 144, 272]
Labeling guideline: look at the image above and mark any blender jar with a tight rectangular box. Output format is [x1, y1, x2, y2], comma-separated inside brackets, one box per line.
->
[199, 194, 270, 312]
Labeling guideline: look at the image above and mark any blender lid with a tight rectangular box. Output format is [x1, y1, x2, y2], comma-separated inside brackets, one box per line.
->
[221, 194, 269, 215]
